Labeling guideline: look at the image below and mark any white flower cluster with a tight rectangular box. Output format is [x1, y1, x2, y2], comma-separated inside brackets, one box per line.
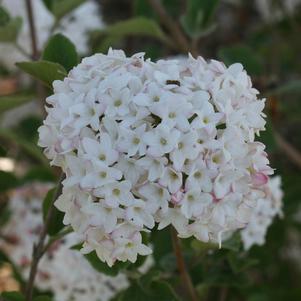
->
[38, 49, 273, 266]
[0, 183, 128, 301]
[241, 176, 283, 250]
[0, 0, 103, 69]
[255, 0, 301, 22]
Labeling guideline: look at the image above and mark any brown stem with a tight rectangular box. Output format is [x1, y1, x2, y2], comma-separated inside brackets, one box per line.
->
[25, 174, 64, 301]
[24, 0, 47, 117]
[147, 0, 197, 56]
[24, 0, 39, 60]
[171, 227, 199, 301]
[274, 131, 301, 169]
[219, 287, 228, 301]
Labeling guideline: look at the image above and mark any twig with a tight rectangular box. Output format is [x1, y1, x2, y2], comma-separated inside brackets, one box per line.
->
[24, 0, 39, 60]
[147, 0, 197, 56]
[41, 226, 73, 255]
[171, 227, 199, 301]
[274, 131, 301, 169]
[25, 173, 64, 301]
[24, 0, 47, 117]
[219, 287, 228, 301]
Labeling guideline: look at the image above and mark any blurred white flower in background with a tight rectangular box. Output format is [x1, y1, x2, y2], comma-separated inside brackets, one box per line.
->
[38, 49, 274, 266]
[0, 0, 104, 69]
[0, 183, 129, 301]
[255, 0, 301, 22]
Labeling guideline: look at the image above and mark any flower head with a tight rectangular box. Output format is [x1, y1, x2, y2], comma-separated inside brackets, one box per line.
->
[39, 49, 273, 265]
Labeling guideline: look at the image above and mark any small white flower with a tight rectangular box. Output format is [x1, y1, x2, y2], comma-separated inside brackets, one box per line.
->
[80, 162, 122, 189]
[104, 88, 131, 117]
[143, 124, 180, 157]
[159, 167, 183, 193]
[170, 131, 199, 170]
[82, 133, 119, 166]
[137, 156, 167, 181]
[94, 180, 135, 207]
[181, 190, 212, 219]
[117, 124, 147, 156]
[138, 183, 170, 213]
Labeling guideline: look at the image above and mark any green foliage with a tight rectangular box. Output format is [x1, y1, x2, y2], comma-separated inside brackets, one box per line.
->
[16, 61, 67, 88]
[43, 34, 78, 72]
[22, 166, 56, 183]
[33, 296, 53, 301]
[0, 128, 48, 165]
[181, 0, 220, 38]
[0, 5, 10, 26]
[0, 93, 35, 115]
[0, 292, 25, 301]
[0, 5, 22, 43]
[258, 120, 277, 153]
[218, 45, 264, 76]
[267, 79, 301, 96]
[42, 187, 65, 236]
[42, 0, 85, 20]
[0, 145, 7, 156]
[134, 0, 182, 20]
[116, 274, 180, 301]
[0, 170, 19, 192]
[91, 17, 170, 53]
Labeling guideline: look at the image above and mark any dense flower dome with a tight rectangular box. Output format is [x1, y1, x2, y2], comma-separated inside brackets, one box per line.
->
[241, 176, 283, 250]
[38, 49, 273, 266]
[0, 183, 129, 301]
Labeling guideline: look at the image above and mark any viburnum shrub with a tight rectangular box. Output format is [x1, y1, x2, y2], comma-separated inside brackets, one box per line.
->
[38, 49, 274, 266]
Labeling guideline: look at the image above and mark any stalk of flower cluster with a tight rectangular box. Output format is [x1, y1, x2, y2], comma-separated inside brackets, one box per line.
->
[25, 174, 64, 301]
[24, 0, 39, 60]
[171, 227, 199, 301]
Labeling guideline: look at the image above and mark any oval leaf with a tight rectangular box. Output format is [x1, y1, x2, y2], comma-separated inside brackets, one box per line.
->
[42, 187, 65, 236]
[43, 34, 78, 72]
[16, 60, 67, 88]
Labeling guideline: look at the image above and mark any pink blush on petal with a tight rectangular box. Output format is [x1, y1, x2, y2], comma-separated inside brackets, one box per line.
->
[252, 172, 268, 186]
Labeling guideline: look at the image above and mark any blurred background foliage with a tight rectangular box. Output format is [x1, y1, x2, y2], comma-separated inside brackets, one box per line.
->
[0, 0, 301, 300]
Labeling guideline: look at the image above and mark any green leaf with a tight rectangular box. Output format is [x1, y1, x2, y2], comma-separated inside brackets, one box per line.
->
[258, 120, 277, 153]
[16, 60, 67, 88]
[221, 232, 242, 252]
[0, 128, 48, 165]
[43, 0, 85, 20]
[218, 45, 264, 76]
[0, 16, 22, 42]
[181, 0, 220, 38]
[227, 252, 258, 274]
[151, 227, 173, 263]
[22, 166, 56, 183]
[0, 292, 25, 301]
[0, 93, 34, 115]
[0, 171, 19, 192]
[92, 17, 170, 53]
[0, 145, 6, 156]
[42, 188, 65, 236]
[118, 280, 180, 301]
[0, 5, 10, 26]
[43, 34, 78, 72]
[33, 296, 53, 301]
[266, 79, 301, 96]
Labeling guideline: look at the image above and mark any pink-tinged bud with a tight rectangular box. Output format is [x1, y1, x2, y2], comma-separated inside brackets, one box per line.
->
[252, 172, 268, 186]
